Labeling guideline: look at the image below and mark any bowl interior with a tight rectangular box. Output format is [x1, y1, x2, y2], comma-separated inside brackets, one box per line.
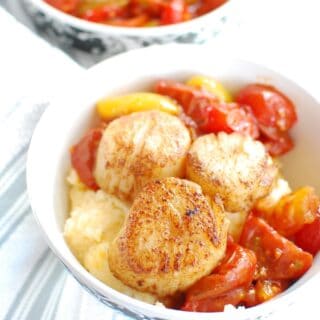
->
[27, 45, 320, 320]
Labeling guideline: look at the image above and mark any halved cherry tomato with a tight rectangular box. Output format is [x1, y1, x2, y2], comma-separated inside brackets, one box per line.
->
[70, 127, 103, 190]
[236, 84, 297, 138]
[260, 132, 294, 156]
[182, 287, 247, 312]
[201, 102, 259, 138]
[244, 280, 289, 307]
[240, 215, 313, 280]
[181, 238, 257, 312]
[155, 79, 218, 106]
[45, 0, 79, 13]
[160, 0, 185, 25]
[255, 186, 320, 237]
[295, 215, 320, 255]
[155, 80, 259, 138]
[196, 0, 227, 15]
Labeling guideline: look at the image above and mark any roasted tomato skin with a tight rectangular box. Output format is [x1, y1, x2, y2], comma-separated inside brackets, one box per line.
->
[235, 83, 298, 156]
[155, 80, 218, 107]
[295, 215, 320, 255]
[240, 215, 313, 280]
[182, 287, 247, 312]
[199, 102, 259, 138]
[181, 238, 257, 312]
[71, 127, 103, 190]
[244, 280, 289, 307]
[155, 80, 259, 138]
[160, 0, 185, 25]
[260, 132, 294, 156]
[235, 83, 297, 136]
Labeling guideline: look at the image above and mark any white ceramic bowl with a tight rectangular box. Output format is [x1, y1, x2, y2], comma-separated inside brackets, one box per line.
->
[27, 44, 320, 320]
[22, 0, 238, 57]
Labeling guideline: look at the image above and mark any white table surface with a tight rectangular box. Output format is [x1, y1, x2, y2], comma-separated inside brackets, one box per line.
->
[1, 0, 320, 319]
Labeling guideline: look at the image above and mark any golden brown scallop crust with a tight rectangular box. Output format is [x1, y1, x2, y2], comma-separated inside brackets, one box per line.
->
[186, 132, 278, 213]
[108, 177, 228, 297]
[94, 111, 191, 202]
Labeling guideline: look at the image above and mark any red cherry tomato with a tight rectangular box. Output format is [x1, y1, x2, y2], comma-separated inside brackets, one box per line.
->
[182, 287, 247, 312]
[295, 215, 320, 255]
[240, 215, 313, 280]
[181, 239, 257, 312]
[155, 79, 217, 105]
[155, 80, 259, 138]
[200, 102, 259, 138]
[260, 132, 294, 156]
[236, 84, 297, 138]
[45, 0, 79, 13]
[244, 280, 289, 307]
[70, 127, 103, 190]
[80, 5, 127, 22]
[197, 0, 227, 15]
[45, 0, 227, 26]
[255, 186, 320, 237]
[160, 0, 185, 25]
[108, 14, 150, 27]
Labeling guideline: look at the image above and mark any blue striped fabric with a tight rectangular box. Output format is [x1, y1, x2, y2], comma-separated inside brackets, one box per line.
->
[0, 98, 67, 320]
[0, 7, 132, 320]
[0, 72, 132, 320]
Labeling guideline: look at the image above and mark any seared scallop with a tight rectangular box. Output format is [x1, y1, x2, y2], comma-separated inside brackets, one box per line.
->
[94, 111, 191, 202]
[108, 177, 228, 297]
[186, 132, 278, 213]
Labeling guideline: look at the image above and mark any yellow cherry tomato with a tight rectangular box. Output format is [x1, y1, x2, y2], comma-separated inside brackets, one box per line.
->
[186, 75, 233, 102]
[96, 92, 179, 119]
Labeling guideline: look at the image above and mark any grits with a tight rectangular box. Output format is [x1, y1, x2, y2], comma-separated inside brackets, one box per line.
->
[64, 170, 158, 304]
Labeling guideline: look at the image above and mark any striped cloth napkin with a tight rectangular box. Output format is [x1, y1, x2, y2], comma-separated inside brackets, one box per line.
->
[0, 7, 129, 320]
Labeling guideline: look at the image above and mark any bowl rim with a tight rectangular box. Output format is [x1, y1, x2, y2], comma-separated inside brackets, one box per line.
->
[25, 0, 236, 36]
[27, 44, 320, 320]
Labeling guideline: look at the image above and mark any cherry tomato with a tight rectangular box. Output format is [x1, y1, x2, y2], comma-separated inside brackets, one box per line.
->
[244, 280, 289, 307]
[45, 0, 79, 13]
[260, 132, 294, 156]
[45, 0, 226, 26]
[80, 5, 126, 22]
[108, 14, 150, 27]
[295, 215, 320, 255]
[70, 127, 103, 190]
[240, 215, 313, 280]
[155, 79, 217, 106]
[182, 287, 247, 312]
[236, 84, 297, 139]
[160, 0, 185, 25]
[128, 0, 162, 17]
[197, 0, 227, 15]
[155, 80, 259, 138]
[181, 239, 257, 312]
[255, 186, 320, 237]
[201, 102, 259, 138]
